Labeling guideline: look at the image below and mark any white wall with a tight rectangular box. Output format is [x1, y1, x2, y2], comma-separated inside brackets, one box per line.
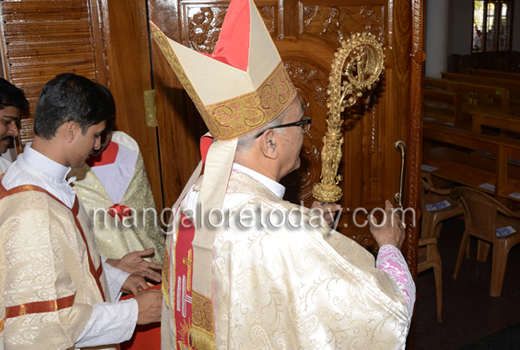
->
[424, 0, 520, 76]
[425, 0, 450, 77]
[448, 0, 474, 56]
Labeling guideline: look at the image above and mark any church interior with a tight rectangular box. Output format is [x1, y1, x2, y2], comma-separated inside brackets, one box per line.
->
[415, 0, 520, 349]
[1, 0, 520, 349]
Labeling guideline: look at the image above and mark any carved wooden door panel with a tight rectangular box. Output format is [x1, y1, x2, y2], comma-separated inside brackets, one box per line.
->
[148, 0, 424, 273]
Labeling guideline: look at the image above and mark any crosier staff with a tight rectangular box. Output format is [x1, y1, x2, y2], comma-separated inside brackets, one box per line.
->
[312, 32, 385, 204]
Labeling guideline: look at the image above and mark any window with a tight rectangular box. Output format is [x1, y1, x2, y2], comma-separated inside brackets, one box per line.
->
[472, 0, 514, 53]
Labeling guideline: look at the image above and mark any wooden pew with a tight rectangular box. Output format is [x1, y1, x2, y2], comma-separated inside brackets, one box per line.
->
[440, 71, 520, 105]
[476, 69, 520, 81]
[472, 111, 520, 135]
[422, 121, 520, 204]
[424, 77, 510, 114]
[423, 88, 465, 128]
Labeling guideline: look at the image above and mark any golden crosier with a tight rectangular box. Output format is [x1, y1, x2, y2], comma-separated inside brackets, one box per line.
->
[312, 32, 385, 203]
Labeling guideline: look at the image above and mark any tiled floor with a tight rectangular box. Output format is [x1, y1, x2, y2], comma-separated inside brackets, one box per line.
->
[413, 217, 520, 349]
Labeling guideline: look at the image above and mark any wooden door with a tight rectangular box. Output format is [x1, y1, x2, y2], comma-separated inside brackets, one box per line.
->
[0, 2, 424, 265]
[148, 0, 424, 274]
[0, 0, 109, 147]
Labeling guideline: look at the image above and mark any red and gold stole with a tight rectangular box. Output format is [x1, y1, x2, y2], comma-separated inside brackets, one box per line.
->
[173, 214, 215, 350]
[163, 134, 216, 350]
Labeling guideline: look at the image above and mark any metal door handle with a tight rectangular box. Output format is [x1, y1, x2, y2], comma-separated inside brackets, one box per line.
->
[394, 141, 406, 208]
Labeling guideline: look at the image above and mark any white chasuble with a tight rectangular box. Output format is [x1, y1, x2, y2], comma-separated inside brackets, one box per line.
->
[162, 172, 410, 350]
[71, 134, 165, 264]
[0, 184, 114, 350]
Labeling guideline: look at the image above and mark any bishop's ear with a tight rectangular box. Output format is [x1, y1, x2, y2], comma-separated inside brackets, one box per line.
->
[259, 129, 279, 160]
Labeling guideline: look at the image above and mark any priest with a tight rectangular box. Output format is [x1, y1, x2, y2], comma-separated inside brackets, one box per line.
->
[0, 78, 29, 173]
[70, 83, 165, 269]
[153, 0, 415, 348]
[0, 73, 162, 349]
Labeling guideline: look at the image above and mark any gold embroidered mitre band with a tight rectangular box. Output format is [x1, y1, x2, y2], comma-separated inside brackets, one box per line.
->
[150, 0, 297, 140]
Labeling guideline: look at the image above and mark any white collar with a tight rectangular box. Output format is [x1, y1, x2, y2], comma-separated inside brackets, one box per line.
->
[232, 163, 285, 199]
[23, 143, 71, 182]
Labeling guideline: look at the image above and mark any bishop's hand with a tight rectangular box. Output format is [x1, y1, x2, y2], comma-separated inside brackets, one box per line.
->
[368, 200, 405, 249]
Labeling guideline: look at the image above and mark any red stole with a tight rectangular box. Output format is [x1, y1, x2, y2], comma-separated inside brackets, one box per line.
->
[174, 213, 195, 349]
[163, 134, 215, 349]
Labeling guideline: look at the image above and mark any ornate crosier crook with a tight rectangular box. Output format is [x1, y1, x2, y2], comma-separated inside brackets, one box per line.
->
[312, 32, 385, 203]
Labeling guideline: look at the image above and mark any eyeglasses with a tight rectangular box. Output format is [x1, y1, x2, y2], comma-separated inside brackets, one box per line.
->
[254, 116, 311, 139]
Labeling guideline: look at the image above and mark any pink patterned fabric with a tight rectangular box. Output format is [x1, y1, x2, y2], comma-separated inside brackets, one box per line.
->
[376, 245, 416, 321]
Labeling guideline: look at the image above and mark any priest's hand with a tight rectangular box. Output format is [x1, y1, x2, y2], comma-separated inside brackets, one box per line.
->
[135, 289, 162, 325]
[121, 275, 148, 295]
[310, 201, 342, 227]
[368, 200, 405, 249]
[106, 248, 163, 283]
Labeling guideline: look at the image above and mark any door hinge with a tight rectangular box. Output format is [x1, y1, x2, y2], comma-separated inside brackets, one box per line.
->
[143, 89, 157, 127]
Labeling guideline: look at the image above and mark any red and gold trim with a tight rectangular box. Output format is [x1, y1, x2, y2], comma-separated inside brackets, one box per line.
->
[72, 199, 106, 301]
[174, 213, 196, 350]
[0, 181, 106, 301]
[6, 294, 76, 318]
[198, 61, 297, 140]
[173, 214, 216, 350]
[190, 291, 215, 350]
[0, 294, 76, 332]
[150, 23, 204, 107]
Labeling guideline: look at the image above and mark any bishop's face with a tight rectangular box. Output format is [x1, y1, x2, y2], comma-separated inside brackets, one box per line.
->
[0, 106, 21, 154]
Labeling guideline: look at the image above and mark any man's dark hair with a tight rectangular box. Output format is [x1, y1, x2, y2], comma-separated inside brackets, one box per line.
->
[0, 78, 29, 112]
[34, 73, 115, 140]
[95, 82, 116, 134]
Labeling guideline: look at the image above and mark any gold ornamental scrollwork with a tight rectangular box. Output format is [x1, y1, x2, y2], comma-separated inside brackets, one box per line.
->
[312, 32, 385, 203]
